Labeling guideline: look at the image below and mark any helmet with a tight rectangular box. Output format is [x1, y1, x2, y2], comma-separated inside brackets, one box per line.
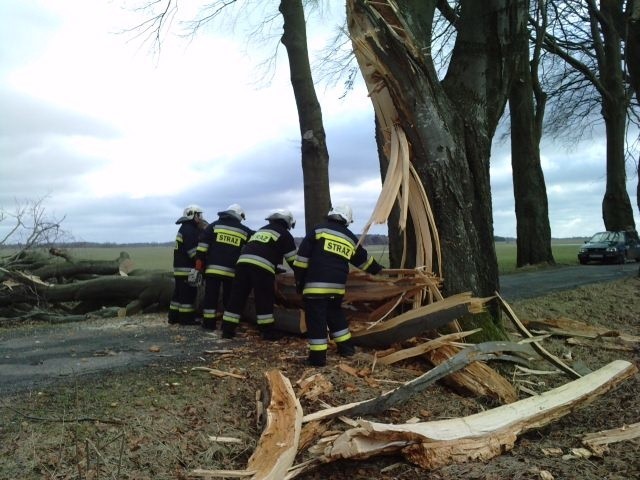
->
[176, 204, 204, 224]
[327, 205, 353, 225]
[266, 209, 296, 230]
[218, 203, 245, 222]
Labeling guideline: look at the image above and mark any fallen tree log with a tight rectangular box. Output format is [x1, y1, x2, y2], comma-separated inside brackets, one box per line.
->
[297, 360, 636, 474]
[31, 251, 133, 280]
[0, 270, 173, 316]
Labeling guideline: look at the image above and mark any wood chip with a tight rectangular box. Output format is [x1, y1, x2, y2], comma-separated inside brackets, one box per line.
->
[191, 367, 246, 379]
[208, 436, 242, 444]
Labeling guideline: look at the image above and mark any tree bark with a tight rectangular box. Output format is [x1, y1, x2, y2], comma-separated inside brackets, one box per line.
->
[596, 1, 636, 231]
[628, 0, 640, 217]
[279, 0, 332, 233]
[347, 0, 527, 336]
[509, 0, 555, 267]
[32, 251, 131, 280]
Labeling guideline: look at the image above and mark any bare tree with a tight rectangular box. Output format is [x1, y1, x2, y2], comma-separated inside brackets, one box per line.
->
[0, 197, 67, 267]
[538, 0, 638, 232]
[624, 0, 640, 216]
[279, 0, 331, 231]
[509, 0, 555, 267]
[433, 0, 555, 268]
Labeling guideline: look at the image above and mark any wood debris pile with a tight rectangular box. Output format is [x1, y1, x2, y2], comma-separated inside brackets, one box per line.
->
[189, 356, 637, 479]
[189, 280, 639, 479]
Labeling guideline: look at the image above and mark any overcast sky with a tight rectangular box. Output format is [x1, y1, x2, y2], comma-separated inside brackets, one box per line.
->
[1, 1, 638, 244]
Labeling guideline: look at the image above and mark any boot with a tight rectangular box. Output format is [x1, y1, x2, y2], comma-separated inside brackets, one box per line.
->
[221, 322, 236, 339]
[167, 312, 179, 325]
[337, 339, 356, 357]
[261, 326, 285, 341]
[307, 350, 327, 367]
[179, 314, 200, 326]
[201, 318, 217, 330]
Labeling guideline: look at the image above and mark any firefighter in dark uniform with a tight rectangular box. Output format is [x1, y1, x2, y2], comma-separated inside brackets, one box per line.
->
[293, 205, 383, 366]
[168, 204, 206, 325]
[221, 209, 297, 340]
[195, 204, 254, 330]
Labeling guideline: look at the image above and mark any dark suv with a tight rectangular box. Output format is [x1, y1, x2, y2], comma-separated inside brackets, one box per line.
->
[578, 230, 640, 264]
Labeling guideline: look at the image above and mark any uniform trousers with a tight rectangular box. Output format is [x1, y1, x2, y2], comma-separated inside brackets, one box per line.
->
[202, 275, 233, 326]
[222, 263, 276, 332]
[304, 295, 351, 351]
[168, 276, 197, 324]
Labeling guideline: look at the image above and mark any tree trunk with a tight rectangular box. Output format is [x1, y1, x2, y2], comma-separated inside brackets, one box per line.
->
[347, 0, 527, 337]
[626, 0, 640, 217]
[598, 1, 636, 231]
[509, 0, 555, 267]
[279, 0, 332, 233]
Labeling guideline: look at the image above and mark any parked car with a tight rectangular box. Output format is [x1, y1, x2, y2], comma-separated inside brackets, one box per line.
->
[578, 230, 640, 264]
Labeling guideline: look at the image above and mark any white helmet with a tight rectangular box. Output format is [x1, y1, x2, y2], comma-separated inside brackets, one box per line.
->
[266, 209, 296, 230]
[218, 203, 245, 221]
[327, 205, 353, 224]
[176, 204, 204, 224]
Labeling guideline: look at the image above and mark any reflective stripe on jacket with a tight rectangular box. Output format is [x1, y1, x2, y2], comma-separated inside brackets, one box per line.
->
[293, 219, 382, 295]
[196, 214, 254, 277]
[236, 221, 297, 274]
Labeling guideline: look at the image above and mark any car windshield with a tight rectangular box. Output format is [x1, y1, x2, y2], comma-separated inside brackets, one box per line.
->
[589, 232, 618, 242]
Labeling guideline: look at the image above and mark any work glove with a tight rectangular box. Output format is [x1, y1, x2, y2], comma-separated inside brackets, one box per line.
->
[187, 268, 202, 287]
[295, 281, 304, 294]
[195, 259, 204, 272]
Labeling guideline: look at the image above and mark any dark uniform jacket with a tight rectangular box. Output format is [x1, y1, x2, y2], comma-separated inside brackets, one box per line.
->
[173, 220, 200, 277]
[196, 214, 254, 278]
[293, 219, 382, 296]
[236, 220, 297, 274]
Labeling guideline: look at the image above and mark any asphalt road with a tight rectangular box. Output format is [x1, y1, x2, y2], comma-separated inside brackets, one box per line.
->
[1, 263, 637, 396]
[498, 262, 638, 299]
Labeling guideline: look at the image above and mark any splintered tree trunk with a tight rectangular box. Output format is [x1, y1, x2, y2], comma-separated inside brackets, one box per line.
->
[279, 0, 332, 233]
[509, 3, 555, 267]
[347, 0, 527, 335]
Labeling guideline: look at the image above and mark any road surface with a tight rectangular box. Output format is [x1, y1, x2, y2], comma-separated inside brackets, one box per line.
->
[1, 263, 637, 395]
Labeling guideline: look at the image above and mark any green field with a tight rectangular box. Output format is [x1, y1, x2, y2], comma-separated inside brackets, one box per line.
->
[69, 246, 175, 271]
[365, 242, 581, 274]
[494, 242, 581, 273]
[2, 242, 582, 275]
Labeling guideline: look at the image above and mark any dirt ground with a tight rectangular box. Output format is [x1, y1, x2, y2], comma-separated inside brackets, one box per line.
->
[1, 276, 639, 480]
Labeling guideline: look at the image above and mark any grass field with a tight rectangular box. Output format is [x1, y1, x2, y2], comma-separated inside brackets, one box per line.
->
[365, 242, 581, 274]
[67, 245, 175, 271]
[2, 242, 582, 275]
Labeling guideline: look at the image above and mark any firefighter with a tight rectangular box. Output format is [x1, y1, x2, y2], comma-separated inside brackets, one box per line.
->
[221, 209, 297, 340]
[293, 205, 383, 366]
[195, 204, 254, 330]
[168, 204, 207, 325]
